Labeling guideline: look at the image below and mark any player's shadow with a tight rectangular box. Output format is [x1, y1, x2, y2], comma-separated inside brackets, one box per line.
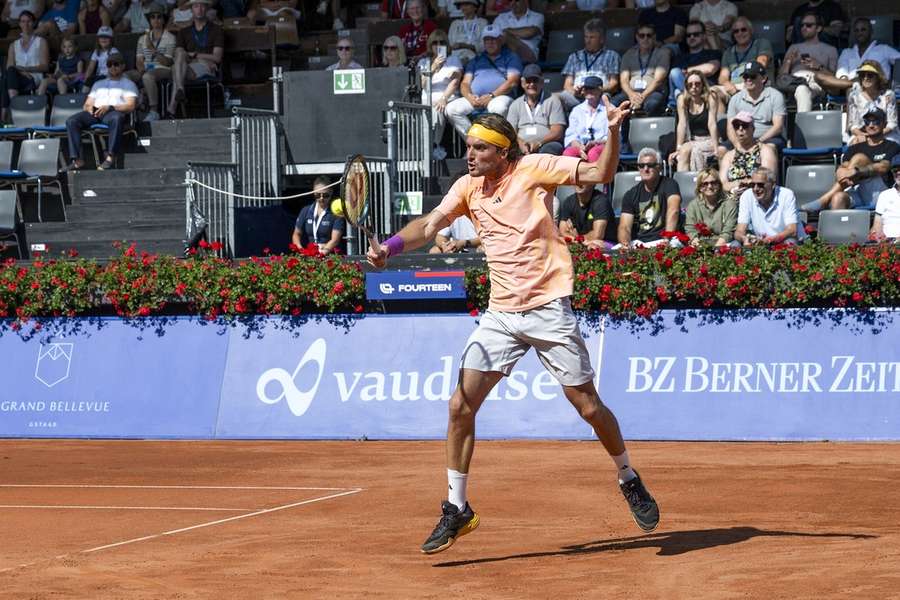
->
[432, 526, 877, 567]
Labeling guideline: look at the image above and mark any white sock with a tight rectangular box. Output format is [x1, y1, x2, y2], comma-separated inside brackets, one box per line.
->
[612, 451, 637, 484]
[447, 469, 468, 510]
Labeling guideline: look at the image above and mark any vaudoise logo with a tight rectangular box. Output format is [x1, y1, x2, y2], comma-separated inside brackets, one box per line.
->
[256, 338, 327, 417]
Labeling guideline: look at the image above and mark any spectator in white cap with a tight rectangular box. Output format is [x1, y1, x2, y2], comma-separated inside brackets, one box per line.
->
[492, 0, 543, 64]
[83, 26, 119, 91]
[167, 0, 224, 116]
[506, 64, 566, 155]
[445, 24, 523, 136]
[78, 0, 111, 34]
[448, 0, 487, 64]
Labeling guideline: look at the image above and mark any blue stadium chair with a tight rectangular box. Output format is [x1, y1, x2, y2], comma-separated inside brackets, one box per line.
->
[782, 111, 844, 173]
[10, 94, 48, 128]
[542, 30, 582, 70]
[32, 94, 88, 138]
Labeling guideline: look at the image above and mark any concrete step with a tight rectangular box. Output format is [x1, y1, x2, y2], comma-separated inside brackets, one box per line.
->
[147, 117, 232, 138]
[124, 151, 231, 169]
[26, 219, 184, 242]
[72, 184, 187, 203]
[65, 200, 184, 224]
[69, 167, 187, 196]
[134, 134, 230, 156]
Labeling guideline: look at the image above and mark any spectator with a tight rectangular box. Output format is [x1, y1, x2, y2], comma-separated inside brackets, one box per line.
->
[726, 61, 786, 152]
[815, 18, 900, 98]
[803, 108, 900, 212]
[380, 0, 404, 18]
[136, 3, 176, 121]
[870, 156, 900, 241]
[83, 26, 119, 91]
[116, 0, 156, 33]
[167, 0, 224, 115]
[492, 0, 543, 65]
[735, 167, 806, 246]
[559, 18, 620, 111]
[712, 17, 774, 114]
[2, 11, 49, 121]
[2, 0, 44, 28]
[787, 0, 845, 47]
[448, 0, 487, 65]
[689, 0, 737, 50]
[399, 0, 437, 63]
[37, 0, 79, 38]
[563, 75, 608, 161]
[445, 25, 522, 136]
[257, 0, 300, 20]
[846, 62, 898, 145]
[507, 64, 566, 155]
[558, 183, 617, 248]
[63, 52, 137, 171]
[419, 30, 462, 155]
[36, 36, 84, 96]
[429, 215, 481, 253]
[79, 0, 111, 34]
[671, 70, 722, 172]
[382, 35, 408, 67]
[326, 36, 363, 71]
[776, 12, 838, 114]
[638, 0, 687, 55]
[168, 0, 193, 29]
[437, 0, 464, 19]
[484, 0, 514, 17]
[292, 177, 345, 254]
[685, 167, 737, 246]
[668, 20, 720, 108]
[719, 111, 778, 200]
[618, 148, 682, 248]
[610, 23, 669, 117]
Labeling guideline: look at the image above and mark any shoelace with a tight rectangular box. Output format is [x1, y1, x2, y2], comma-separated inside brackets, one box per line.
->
[623, 482, 650, 507]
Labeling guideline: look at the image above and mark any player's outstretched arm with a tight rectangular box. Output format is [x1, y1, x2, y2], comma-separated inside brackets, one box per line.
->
[577, 96, 631, 185]
[367, 210, 452, 268]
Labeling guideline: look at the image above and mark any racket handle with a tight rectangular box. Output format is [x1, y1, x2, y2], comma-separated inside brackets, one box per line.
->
[367, 232, 382, 256]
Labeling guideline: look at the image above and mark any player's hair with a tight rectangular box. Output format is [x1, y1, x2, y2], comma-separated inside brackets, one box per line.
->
[471, 113, 522, 161]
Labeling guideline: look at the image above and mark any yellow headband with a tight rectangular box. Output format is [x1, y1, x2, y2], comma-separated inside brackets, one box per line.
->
[467, 123, 511, 149]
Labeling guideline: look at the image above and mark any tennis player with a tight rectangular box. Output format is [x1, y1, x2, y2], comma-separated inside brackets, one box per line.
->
[367, 96, 659, 555]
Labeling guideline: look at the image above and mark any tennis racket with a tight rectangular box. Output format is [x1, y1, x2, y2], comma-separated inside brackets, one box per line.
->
[340, 154, 381, 255]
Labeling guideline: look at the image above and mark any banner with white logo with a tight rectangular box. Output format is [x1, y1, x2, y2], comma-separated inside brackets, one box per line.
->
[0, 318, 226, 438]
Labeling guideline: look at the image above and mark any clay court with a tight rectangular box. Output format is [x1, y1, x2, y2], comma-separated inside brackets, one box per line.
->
[1, 439, 898, 599]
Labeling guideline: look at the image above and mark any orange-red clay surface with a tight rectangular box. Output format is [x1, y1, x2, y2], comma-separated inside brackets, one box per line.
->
[1, 440, 898, 599]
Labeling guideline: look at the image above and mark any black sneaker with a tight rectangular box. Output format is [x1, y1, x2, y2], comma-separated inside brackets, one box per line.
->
[619, 471, 660, 532]
[421, 500, 480, 554]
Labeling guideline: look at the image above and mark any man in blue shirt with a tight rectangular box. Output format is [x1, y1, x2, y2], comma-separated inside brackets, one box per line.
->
[445, 24, 523, 137]
[735, 167, 806, 245]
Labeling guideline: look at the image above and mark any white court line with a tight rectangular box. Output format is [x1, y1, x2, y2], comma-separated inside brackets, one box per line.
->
[0, 484, 351, 491]
[0, 505, 252, 512]
[0, 487, 364, 574]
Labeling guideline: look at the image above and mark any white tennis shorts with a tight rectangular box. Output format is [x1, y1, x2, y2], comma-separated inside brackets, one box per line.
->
[460, 297, 595, 386]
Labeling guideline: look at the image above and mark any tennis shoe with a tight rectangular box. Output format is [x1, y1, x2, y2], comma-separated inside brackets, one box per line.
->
[421, 500, 479, 554]
[619, 470, 659, 532]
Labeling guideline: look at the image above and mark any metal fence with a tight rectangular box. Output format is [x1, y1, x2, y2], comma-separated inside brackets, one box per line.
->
[230, 107, 283, 198]
[185, 161, 238, 258]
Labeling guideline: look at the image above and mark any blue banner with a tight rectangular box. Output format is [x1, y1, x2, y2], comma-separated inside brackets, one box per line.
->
[598, 310, 900, 440]
[0, 318, 227, 438]
[366, 271, 467, 300]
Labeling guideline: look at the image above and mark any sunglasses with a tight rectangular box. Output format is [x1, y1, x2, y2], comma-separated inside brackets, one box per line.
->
[700, 181, 720, 188]
[800, 22, 817, 28]
[337, 46, 352, 50]
[733, 122, 752, 130]
[750, 181, 768, 190]
[731, 27, 749, 34]
[636, 32, 654, 39]
[863, 118, 883, 126]
[686, 31, 704, 38]
[638, 163, 659, 170]
[314, 192, 332, 198]
[742, 73, 759, 81]
[384, 45, 398, 49]
[108, 62, 124, 67]
[859, 72, 877, 79]
[686, 80, 703, 87]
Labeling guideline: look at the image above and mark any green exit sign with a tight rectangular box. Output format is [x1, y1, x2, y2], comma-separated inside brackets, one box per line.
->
[333, 69, 366, 95]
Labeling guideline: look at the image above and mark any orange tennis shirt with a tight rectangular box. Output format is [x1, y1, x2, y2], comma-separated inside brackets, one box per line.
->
[436, 153, 581, 312]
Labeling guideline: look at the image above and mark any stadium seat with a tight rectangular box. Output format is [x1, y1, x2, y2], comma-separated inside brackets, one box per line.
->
[673, 171, 699, 208]
[782, 111, 844, 171]
[0, 189, 20, 259]
[10, 94, 48, 128]
[0, 140, 27, 188]
[620, 116, 676, 169]
[265, 15, 300, 49]
[606, 27, 635, 56]
[32, 94, 88, 137]
[868, 15, 897, 45]
[817, 209, 871, 244]
[542, 30, 581, 69]
[784, 164, 836, 208]
[541, 72, 565, 94]
[755, 20, 786, 59]
[611, 170, 642, 215]
[16, 138, 65, 223]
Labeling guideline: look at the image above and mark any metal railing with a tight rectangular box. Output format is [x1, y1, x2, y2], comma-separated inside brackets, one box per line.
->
[230, 106, 283, 198]
[384, 100, 431, 233]
[344, 156, 393, 255]
[185, 161, 239, 258]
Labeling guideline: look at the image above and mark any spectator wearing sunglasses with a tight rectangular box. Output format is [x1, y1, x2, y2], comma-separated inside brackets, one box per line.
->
[382, 35, 407, 67]
[846, 62, 898, 145]
[735, 167, 805, 246]
[718, 111, 778, 201]
[327, 37, 362, 71]
[776, 12, 837, 113]
[786, 0, 845, 47]
[637, 0, 687, 56]
[725, 61, 786, 152]
[447, 0, 487, 64]
[64, 52, 137, 171]
[685, 168, 737, 247]
[814, 17, 900, 97]
[712, 17, 774, 114]
[167, 0, 224, 116]
[803, 107, 900, 213]
[135, 3, 175, 121]
[610, 24, 669, 118]
[617, 148, 683, 248]
[870, 156, 900, 241]
[668, 20, 720, 108]
[688, 0, 737, 50]
[292, 176, 345, 254]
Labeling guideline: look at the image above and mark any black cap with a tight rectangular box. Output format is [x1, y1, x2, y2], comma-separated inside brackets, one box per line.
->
[741, 61, 766, 77]
[863, 106, 887, 122]
[582, 75, 603, 89]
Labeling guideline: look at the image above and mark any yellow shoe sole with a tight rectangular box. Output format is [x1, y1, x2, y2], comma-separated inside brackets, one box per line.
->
[421, 513, 480, 555]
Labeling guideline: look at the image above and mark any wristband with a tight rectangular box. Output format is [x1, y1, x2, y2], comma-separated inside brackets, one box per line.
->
[384, 235, 404, 257]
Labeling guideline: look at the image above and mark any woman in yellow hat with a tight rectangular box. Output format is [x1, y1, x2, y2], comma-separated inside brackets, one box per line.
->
[847, 60, 897, 145]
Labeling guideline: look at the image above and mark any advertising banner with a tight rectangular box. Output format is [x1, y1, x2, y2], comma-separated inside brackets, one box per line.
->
[365, 271, 467, 301]
[0, 318, 228, 438]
